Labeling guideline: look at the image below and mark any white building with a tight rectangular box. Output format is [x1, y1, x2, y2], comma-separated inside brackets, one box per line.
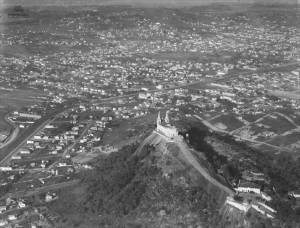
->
[156, 111, 178, 139]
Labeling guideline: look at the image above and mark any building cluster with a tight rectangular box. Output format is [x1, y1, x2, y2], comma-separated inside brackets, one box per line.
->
[0, 7, 299, 227]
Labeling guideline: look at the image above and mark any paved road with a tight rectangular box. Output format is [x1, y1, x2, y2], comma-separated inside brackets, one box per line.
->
[0, 115, 20, 149]
[0, 117, 54, 166]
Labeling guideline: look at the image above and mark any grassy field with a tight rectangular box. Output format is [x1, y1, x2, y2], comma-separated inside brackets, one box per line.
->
[0, 110, 10, 137]
[268, 90, 300, 100]
[258, 113, 296, 134]
[102, 113, 156, 148]
[267, 131, 300, 147]
[210, 113, 244, 132]
[0, 87, 45, 138]
[0, 87, 45, 109]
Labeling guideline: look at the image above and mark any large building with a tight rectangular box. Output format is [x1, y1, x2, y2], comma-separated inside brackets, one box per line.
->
[156, 111, 178, 139]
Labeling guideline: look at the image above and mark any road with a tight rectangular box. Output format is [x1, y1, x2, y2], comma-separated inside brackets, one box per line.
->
[174, 135, 234, 195]
[48, 121, 93, 169]
[3, 179, 79, 199]
[0, 115, 20, 149]
[0, 117, 54, 166]
[89, 61, 299, 105]
[193, 114, 293, 152]
[4, 59, 292, 165]
[274, 111, 298, 128]
[0, 103, 81, 166]
[144, 131, 234, 196]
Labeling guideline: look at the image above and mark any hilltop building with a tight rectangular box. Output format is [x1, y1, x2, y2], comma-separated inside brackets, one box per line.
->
[156, 111, 178, 139]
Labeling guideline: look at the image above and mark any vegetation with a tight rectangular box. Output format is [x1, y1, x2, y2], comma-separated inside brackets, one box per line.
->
[81, 143, 149, 215]
[187, 127, 228, 172]
[187, 124, 300, 227]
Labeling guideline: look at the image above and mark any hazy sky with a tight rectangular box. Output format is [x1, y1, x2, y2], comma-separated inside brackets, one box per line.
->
[1, 0, 299, 7]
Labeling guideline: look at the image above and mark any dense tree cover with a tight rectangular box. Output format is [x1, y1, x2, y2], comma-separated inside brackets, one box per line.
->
[187, 127, 228, 172]
[73, 141, 227, 227]
[80, 143, 159, 216]
[187, 125, 300, 226]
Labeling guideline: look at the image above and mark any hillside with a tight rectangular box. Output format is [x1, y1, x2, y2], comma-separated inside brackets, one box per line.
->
[49, 132, 231, 227]
[48, 127, 282, 227]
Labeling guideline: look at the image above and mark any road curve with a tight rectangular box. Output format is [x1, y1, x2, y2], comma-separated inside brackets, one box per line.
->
[0, 115, 20, 149]
[0, 118, 54, 166]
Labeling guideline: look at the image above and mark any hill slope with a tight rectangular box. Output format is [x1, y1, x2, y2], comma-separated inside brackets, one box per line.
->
[50, 131, 234, 227]
[49, 130, 278, 227]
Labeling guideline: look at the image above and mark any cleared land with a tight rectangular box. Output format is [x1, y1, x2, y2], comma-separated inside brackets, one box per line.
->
[0, 88, 44, 109]
[0, 87, 45, 135]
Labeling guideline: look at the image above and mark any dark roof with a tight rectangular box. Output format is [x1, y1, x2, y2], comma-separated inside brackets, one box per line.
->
[239, 181, 260, 189]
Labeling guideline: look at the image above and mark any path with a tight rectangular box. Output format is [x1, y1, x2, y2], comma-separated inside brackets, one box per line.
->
[193, 115, 291, 152]
[174, 136, 234, 195]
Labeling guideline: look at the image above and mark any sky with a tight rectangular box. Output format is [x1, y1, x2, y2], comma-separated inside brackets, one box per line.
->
[1, 0, 299, 7]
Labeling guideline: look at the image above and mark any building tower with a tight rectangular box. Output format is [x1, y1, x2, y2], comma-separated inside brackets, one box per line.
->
[156, 111, 178, 139]
[157, 111, 162, 127]
[165, 110, 170, 125]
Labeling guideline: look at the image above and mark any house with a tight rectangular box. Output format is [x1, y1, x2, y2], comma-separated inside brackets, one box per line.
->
[19, 149, 31, 155]
[235, 181, 261, 194]
[11, 155, 21, 160]
[225, 196, 250, 212]
[251, 202, 276, 219]
[18, 201, 26, 208]
[0, 220, 8, 226]
[0, 206, 6, 214]
[0, 167, 12, 171]
[45, 192, 57, 202]
[289, 190, 300, 199]
[8, 214, 17, 221]
[138, 92, 151, 99]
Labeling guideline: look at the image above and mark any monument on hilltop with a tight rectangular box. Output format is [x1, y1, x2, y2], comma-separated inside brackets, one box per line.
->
[156, 111, 178, 139]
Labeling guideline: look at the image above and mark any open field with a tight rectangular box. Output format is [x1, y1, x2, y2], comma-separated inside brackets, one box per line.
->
[102, 113, 157, 147]
[267, 131, 300, 148]
[268, 90, 300, 100]
[0, 87, 45, 110]
[210, 113, 244, 132]
[0, 110, 10, 134]
[0, 87, 45, 137]
[257, 113, 297, 134]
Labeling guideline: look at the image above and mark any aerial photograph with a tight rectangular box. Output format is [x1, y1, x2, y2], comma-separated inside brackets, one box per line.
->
[0, 0, 299, 227]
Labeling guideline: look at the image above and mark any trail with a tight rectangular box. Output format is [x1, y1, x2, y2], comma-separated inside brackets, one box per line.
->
[136, 131, 234, 196]
[174, 136, 234, 195]
[193, 114, 292, 152]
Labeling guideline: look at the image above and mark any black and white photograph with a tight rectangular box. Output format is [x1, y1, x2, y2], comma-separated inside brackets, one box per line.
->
[0, 0, 299, 227]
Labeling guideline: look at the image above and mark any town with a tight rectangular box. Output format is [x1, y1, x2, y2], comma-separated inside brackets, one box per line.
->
[0, 3, 299, 228]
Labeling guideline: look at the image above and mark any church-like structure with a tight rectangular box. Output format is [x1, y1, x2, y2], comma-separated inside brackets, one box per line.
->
[156, 111, 178, 139]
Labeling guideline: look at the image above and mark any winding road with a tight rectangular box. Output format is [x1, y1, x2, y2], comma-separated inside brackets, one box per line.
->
[0, 115, 20, 149]
[0, 117, 55, 166]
